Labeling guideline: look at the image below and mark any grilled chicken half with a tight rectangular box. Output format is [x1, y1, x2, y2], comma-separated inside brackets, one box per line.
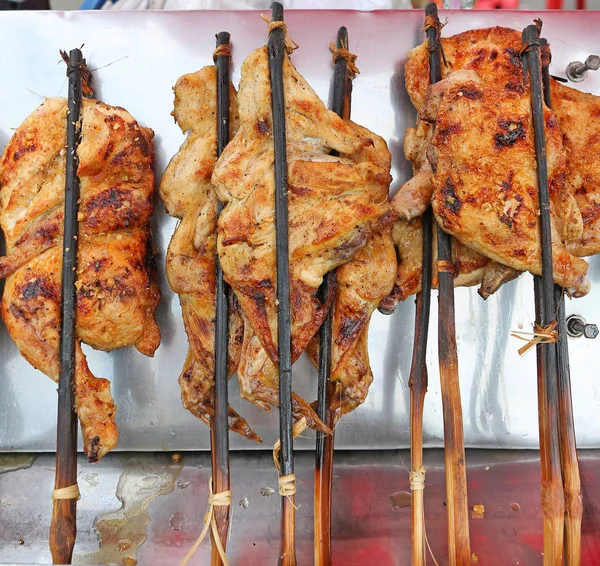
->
[159, 66, 260, 442]
[385, 26, 590, 309]
[212, 47, 393, 428]
[0, 98, 160, 461]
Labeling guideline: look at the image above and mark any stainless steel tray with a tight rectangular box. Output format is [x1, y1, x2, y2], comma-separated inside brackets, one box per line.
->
[0, 9, 599, 453]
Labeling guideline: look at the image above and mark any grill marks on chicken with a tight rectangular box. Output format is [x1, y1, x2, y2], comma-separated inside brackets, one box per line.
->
[0, 97, 160, 461]
[212, 47, 392, 425]
[160, 66, 260, 442]
[430, 77, 589, 296]
[385, 26, 592, 309]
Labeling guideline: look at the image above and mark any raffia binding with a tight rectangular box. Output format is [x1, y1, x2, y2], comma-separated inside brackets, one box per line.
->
[51, 484, 81, 501]
[60, 49, 93, 98]
[213, 42, 231, 63]
[424, 14, 449, 68]
[329, 40, 360, 80]
[409, 466, 426, 491]
[437, 260, 456, 274]
[272, 417, 308, 500]
[261, 14, 299, 55]
[179, 477, 232, 566]
[511, 320, 558, 356]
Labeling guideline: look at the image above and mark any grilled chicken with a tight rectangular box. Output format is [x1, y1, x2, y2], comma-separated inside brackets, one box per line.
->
[212, 47, 392, 426]
[429, 75, 588, 295]
[551, 80, 600, 258]
[160, 66, 260, 442]
[394, 27, 589, 299]
[309, 227, 396, 418]
[0, 97, 160, 461]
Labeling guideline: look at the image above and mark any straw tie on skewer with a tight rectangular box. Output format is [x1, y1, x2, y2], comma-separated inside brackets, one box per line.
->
[424, 14, 449, 67]
[179, 478, 232, 566]
[409, 466, 426, 492]
[273, 417, 308, 499]
[409, 466, 441, 566]
[329, 40, 360, 80]
[51, 484, 81, 501]
[511, 321, 559, 356]
[261, 14, 299, 55]
[212, 43, 231, 63]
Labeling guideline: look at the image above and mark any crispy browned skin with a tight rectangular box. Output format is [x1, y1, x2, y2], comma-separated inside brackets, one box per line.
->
[430, 76, 588, 295]
[160, 66, 260, 442]
[213, 47, 392, 425]
[551, 79, 600, 258]
[397, 28, 589, 298]
[0, 97, 160, 461]
[405, 27, 529, 117]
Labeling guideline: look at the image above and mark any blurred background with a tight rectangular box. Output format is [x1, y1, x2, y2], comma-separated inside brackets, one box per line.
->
[1, 0, 599, 13]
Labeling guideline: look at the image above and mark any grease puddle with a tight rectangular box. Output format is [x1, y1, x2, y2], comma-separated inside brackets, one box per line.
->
[74, 454, 183, 565]
[0, 453, 36, 475]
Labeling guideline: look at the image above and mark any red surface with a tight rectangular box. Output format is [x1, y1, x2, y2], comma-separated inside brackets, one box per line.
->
[136, 450, 600, 565]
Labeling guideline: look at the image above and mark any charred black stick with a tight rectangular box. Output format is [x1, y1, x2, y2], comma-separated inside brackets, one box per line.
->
[522, 25, 565, 566]
[49, 48, 87, 565]
[541, 37, 581, 566]
[314, 25, 352, 566]
[267, 3, 296, 564]
[425, 4, 471, 564]
[210, 30, 232, 566]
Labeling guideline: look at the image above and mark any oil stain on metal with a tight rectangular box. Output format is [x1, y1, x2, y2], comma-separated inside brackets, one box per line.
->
[73, 453, 183, 565]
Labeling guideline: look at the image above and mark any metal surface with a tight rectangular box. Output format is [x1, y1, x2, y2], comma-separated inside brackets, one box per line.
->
[1, 449, 600, 565]
[566, 54, 600, 82]
[0, 10, 600, 452]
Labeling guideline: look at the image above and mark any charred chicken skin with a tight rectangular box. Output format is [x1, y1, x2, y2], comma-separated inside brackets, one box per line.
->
[385, 27, 590, 310]
[0, 97, 160, 461]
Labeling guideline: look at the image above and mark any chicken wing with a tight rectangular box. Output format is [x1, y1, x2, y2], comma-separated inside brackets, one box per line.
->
[0, 97, 160, 461]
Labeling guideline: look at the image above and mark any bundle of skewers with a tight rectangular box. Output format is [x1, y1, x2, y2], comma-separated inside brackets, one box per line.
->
[1, 3, 599, 565]
[388, 6, 592, 564]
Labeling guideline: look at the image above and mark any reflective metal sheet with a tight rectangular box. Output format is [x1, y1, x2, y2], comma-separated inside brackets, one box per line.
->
[2, 449, 600, 564]
[0, 10, 599, 452]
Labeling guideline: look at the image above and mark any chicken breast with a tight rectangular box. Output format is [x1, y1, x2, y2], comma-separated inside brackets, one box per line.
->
[430, 76, 588, 295]
[0, 97, 160, 461]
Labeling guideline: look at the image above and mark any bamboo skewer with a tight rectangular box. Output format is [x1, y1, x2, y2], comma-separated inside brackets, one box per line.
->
[521, 25, 565, 566]
[408, 211, 433, 564]
[314, 25, 353, 566]
[540, 37, 582, 566]
[424, 5, 471, 564]
[49, 48, 88, 565]
[267, 4, 297, 564]
[210, 31, 233, 566]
